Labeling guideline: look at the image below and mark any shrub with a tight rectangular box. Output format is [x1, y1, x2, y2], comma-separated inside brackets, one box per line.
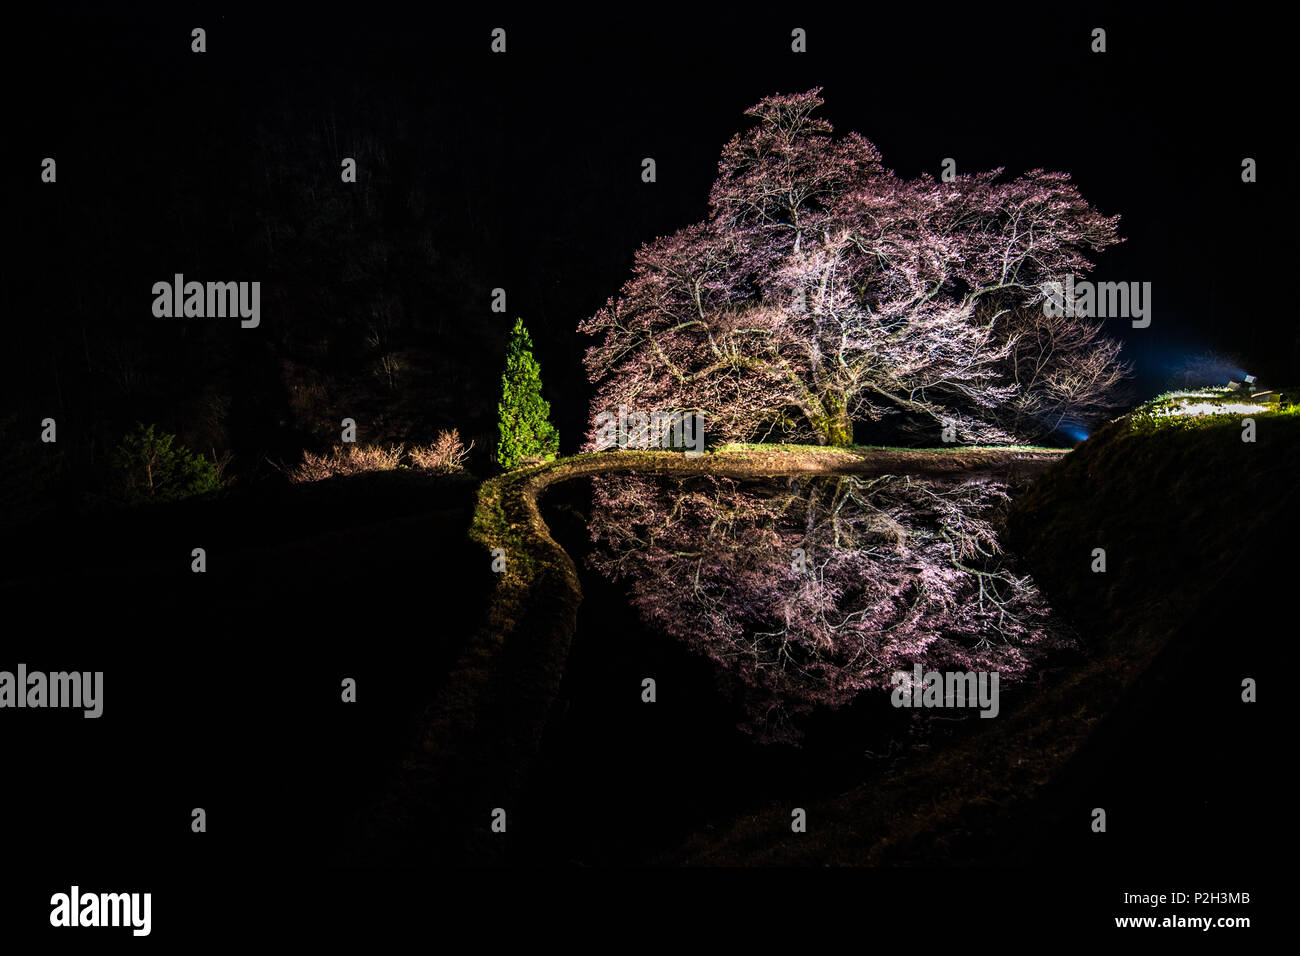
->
[410, 429, 474, 473]
[290, 442, 405, 483]
[110, 423, 221, 503]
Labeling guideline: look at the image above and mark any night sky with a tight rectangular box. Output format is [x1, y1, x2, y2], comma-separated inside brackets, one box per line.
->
[8, 5, 1294, 467]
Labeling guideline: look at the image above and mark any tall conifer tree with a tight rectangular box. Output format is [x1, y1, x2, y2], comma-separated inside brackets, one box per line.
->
[496, 317, 560, 469]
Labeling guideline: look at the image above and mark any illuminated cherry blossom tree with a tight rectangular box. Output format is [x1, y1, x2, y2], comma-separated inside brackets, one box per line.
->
[987, 304, 1132, 439]
[580, 89, 1124, 447]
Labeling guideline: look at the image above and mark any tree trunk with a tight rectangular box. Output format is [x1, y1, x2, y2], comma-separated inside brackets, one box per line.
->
[812, 393, 853, 447]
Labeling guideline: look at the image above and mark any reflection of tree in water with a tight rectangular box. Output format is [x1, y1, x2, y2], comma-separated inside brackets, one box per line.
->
[588, 473, 1067, 743]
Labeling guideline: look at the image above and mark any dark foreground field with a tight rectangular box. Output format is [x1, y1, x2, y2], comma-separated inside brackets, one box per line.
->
[2, 419, 1291, 886]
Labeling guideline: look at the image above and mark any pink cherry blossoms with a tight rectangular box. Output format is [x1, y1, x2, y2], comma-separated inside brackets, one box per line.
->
[579, 89, 1126, 447]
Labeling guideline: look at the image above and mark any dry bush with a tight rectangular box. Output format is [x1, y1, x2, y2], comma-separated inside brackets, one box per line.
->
[290, 442, 405, 483]
[348, 442, 405, 472]
[410, 429, 473, 473]
[291, 449, 338, 484]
